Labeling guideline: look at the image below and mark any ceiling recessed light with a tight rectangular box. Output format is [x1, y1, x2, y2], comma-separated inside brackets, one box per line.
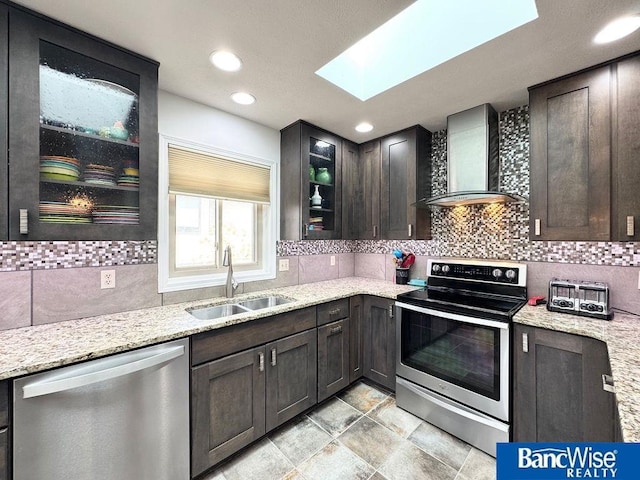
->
[230, 92, 256, 105]
[594, 15, 640, 44]
[209, 50, 243, 72]
[355, 122, 374, 133]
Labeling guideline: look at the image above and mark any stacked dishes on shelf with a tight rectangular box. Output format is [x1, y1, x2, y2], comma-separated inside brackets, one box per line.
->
[39, 156, 80, 181]
[92, 205, 139, 224]
[39, 201, 92, 224]
[117, 166, 139, 189]
[84, 164, 116, 185]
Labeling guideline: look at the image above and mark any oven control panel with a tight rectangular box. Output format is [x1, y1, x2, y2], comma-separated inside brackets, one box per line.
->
[429, 261, 522, 285]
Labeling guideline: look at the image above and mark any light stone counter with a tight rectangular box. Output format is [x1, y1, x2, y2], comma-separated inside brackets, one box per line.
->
[0, 277, 416, 381]
[514, 305, 640, 442]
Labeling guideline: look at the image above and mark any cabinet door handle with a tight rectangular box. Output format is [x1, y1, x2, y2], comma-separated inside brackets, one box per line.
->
[329, 308, 341, 318]
[534, 218, 541, 236]
[388, 305, 394, 319]
[522, 332, 529, 353]
[258, 352, 265, 372]
[19, 209, 28, 235]
[271, 348, 277, 367]
[602, 374, 615, 393]
[373, 225, 377, 238]
[408, 224, 413, 237]
[329, 325, 342, 336]
[303, 223, 309, 238]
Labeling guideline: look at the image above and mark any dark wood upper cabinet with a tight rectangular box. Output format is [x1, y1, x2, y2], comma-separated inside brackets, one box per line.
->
[529, 65, 612, 241]
[341, 139, 359, 240]
[613, 55, 640, 241]
[358, 140, 381, 239]
[0, 4, 7, 241]
[280, 120, 342, 240]
[380, 126, 432, 240]
[8, 8, 158, 240]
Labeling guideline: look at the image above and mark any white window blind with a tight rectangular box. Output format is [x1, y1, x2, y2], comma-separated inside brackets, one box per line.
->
[168, 144, 271, 203]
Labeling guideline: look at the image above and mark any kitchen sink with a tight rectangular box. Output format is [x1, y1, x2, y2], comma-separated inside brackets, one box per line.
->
[188, 303, 251, 320]
[238, 295, 292, 310]
[188, 295, 293, 320]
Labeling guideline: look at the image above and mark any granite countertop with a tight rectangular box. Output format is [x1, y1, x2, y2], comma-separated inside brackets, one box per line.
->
[0, 277, 416, 381]
[514, 305, 640, 442]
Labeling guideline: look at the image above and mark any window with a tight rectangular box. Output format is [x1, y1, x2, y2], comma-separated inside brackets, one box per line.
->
[158, 136, 278, 292]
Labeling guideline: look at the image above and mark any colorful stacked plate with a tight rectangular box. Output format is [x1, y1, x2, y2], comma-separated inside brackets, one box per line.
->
[92, 205, 139, 224]
[40, 156, 80, 181]
[117, 174, 139, 189]
[39, 201, 92, 224]
[84, 164, 116, 185]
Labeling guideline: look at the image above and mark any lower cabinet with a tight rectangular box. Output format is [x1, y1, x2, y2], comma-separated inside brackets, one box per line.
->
[513, 324, 616, 442]
[317, 318, 350, 402]
[363, 296, 396, 391]
[0, 381, 8, 480]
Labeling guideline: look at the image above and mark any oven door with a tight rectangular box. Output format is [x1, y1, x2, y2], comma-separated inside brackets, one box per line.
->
[395, 301, 510, 421]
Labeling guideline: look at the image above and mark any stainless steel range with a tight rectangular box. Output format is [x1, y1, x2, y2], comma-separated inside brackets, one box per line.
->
[395, 258, 527, 457]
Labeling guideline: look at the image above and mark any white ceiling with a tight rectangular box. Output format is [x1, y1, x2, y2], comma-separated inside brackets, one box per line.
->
[13, 0, 640, 142]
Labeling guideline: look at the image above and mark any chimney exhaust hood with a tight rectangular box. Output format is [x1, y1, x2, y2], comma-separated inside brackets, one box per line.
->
[417, 103, 525, 208]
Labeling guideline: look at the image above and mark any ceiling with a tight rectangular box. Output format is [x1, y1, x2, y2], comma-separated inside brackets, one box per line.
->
[12, 0, 640, 142]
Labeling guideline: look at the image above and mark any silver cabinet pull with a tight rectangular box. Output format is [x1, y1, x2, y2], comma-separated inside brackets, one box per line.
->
[408, 224, 413, 237]
[522, 332, 529, 353]
[271, 348, 277, 367]
[303, 223, 309, 238]
[602, 374, 615, 393]
[627, 216, 634, 237]
[258, 352, 264, 372]
[329, 308, 341, 318]
[388, 305, 394, 319]
[329, 325, 342, 335]
[19, 209, 28, 235]
[373, 225, 377, 238]
[534, 218, 541, 236]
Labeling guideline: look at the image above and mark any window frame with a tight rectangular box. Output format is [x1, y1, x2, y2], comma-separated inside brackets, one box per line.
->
[158, 134, 278, 293]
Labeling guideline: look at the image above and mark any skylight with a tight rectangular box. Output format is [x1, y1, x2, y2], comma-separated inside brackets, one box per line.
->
[315, 0, 538, 101]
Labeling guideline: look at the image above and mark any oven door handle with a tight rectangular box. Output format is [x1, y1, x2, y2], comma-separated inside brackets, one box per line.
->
[394, 301, 510, 330]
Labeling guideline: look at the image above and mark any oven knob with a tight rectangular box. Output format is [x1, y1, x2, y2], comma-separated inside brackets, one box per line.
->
[492, 268, 503, 279]
[432, 264, 441, 273]
[505, 269, 516, 280]
[441, 265, 450, 274]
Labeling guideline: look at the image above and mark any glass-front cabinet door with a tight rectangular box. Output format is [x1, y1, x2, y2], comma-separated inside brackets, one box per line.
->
[301, 124, 342, 240]
[8, 9, 158, 240]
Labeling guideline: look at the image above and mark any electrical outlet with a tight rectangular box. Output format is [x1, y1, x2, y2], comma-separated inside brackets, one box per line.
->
[330, 255, 336, 266]
[101, 269, 116, 289]
[279, 259, 289, 272]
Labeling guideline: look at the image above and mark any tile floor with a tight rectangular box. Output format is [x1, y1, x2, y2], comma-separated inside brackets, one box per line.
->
[202, 381, 496, 480]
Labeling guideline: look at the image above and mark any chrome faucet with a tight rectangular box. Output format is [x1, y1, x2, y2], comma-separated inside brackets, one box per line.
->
[222, 246, 238, 298]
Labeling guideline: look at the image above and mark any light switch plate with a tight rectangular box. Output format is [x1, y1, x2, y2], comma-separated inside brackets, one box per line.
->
[330, 255, 336, 266]
[278, 259, 289, 272]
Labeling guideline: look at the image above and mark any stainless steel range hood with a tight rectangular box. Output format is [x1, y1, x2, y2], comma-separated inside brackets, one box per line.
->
[417, 104, 525, 208]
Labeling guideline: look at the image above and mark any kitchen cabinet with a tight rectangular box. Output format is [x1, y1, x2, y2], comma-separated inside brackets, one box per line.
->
[612, 54, 640, 241]
[513, 324, 616, 442]
[317, 299, 350, 402]
[380, 126, 432, 240]
[190, 308, 317, 475]
[0, 381, 8, 480]
[349, 295, 364, 383]
[341, 139, 359, 240]
[280, 120, 342, 240]
[0, 4, 7, 240]
[7, 8, 158, 241]
[358, 140, 381, 239]
[363, 296, 396, 391]
[529, 66, 611, 241]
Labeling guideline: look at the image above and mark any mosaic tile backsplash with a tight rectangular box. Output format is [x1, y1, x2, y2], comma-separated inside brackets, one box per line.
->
[279, 105, 640, 267]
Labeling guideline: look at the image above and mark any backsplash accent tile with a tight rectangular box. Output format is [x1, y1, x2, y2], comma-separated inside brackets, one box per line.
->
[0, 240, 157, 272]
[277, 240, 354, 256]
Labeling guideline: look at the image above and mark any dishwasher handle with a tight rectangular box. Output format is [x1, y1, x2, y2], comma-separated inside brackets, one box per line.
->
[22, 344, 185, 399]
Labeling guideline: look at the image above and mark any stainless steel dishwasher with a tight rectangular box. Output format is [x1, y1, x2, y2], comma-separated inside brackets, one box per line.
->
[13, 337, 190, 480]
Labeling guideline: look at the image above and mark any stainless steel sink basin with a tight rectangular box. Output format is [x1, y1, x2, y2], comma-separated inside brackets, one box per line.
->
[238, 296, 293, 310]
[188, 296, 293, 320]
[188, 303, 250, 320]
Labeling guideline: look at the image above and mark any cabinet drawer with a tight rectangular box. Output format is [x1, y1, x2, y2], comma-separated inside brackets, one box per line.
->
[317, 299, 349, 326]
[191, 307, 317, 366]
